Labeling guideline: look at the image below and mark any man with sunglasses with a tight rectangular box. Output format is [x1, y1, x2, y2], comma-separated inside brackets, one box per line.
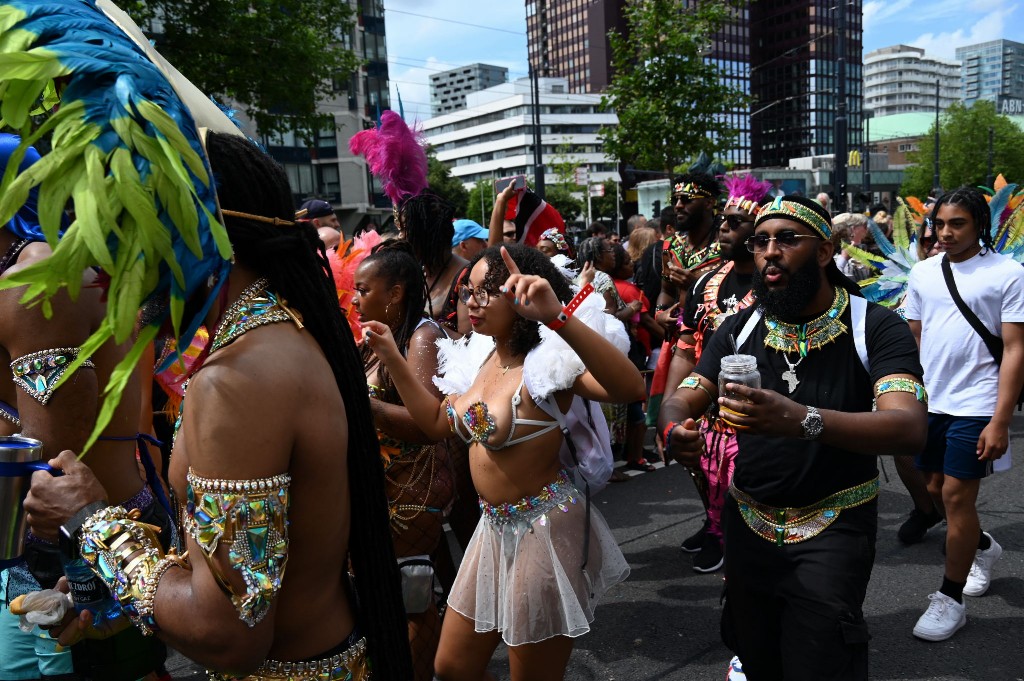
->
[663, 175, 769, 574]
[659, 196, 927, 680]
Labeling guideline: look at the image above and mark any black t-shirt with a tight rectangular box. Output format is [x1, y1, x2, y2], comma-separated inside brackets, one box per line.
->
[681, 264, 754, 353]
[695, 299, 922, 507]
[634, 240, 664, 308]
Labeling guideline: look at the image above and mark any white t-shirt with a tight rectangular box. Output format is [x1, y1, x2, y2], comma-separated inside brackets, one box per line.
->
[904, 251, 1024, 416]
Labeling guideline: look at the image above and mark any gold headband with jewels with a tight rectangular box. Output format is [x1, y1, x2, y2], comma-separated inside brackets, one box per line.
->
[672, 182, 714, 199]
[754, 196, 831, 239]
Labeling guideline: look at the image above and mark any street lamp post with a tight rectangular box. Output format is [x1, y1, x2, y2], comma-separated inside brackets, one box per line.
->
[833, 0, 848, 213]
[987, 127, 995, 189]
[863, 111, 872, 203]
[933, 79, 941, 193]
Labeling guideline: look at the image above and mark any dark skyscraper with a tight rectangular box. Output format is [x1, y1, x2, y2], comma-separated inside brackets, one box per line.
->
[526, 0, 627, 93]
[525, 0, 862, 169]
[748, 0, 863, 167]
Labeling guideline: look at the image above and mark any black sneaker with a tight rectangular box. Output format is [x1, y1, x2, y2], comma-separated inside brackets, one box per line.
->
[898, 508, 942, 545]
[680, 519, 709, 553]
[693, 533, 724, 573]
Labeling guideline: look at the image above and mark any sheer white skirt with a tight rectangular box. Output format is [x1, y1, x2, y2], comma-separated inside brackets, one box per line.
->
[447, 476, 630, 646]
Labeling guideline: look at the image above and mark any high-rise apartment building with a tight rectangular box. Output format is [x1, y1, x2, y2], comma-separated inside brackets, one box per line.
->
[957, 39, 1024, 109]
[748, 0, 863, 168]
[864, 45, 960, 117]
[260, 0, 391, 233]
[525, 0, 627, 93]
[525, 1, 863, 170]
[430, 64, 509, 116]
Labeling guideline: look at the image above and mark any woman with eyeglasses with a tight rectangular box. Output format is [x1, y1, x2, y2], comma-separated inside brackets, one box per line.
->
[363, 243, 641, 681]
[351, 240, 455, 681]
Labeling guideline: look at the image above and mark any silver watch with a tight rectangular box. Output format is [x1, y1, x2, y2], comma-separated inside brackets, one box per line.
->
[800, 406, 824, 440]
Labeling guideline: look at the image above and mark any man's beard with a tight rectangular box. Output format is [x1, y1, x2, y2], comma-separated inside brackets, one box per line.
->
[752, 256, 822, 321]
[678, 205, 706, 233]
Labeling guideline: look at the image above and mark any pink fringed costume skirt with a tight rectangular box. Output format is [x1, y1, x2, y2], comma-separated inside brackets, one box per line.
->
[447, 471, 630, 646]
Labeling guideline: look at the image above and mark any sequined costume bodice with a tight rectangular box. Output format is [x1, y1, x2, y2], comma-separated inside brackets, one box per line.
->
[446, 376, 560, 451]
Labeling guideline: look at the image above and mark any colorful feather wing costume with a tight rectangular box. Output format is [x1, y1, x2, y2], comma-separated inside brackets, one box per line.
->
[0, 0, 240, 449]
[844, 200, 921, 309]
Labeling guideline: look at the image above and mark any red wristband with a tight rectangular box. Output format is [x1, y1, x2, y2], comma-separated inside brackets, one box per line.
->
[546, 283, 594, 331]
[662, 421, 680, 447]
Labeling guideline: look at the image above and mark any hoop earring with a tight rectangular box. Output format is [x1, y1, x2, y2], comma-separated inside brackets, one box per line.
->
[385, 303, 392, 324]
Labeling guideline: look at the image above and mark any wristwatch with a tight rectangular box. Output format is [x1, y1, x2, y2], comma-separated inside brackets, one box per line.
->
[58, 500, 109, 556]
[800, 406, 824, 441]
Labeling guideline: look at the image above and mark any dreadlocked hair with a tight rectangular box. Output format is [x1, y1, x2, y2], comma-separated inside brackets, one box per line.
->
[396, 192, 456, 273]
[469, 243, 574, 357]
[576, 236, 606, 270]
[932, 186, 994, 253]
[358, 239, 428, 403]
[205, 132, 413, 680]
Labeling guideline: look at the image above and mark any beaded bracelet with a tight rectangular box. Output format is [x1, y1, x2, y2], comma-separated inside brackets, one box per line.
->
[134, 553, 190, 634]
[547, 283, 594, 331]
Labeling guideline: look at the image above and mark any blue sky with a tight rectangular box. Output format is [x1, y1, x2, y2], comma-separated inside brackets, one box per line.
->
[385, 0, 1024, 123]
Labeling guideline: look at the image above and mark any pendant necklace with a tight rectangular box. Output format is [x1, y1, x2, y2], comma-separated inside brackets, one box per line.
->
[781, 352, 804, 393]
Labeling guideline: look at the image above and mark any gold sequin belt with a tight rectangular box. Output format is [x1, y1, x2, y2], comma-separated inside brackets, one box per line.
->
[209, 637, 369, 681]
[730, 478, 878, 546]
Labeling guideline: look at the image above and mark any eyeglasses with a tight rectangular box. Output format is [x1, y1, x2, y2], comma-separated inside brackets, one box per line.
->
[716, 214, 754, 229]
[457, 285, 497, 307]
[745, 231, 820, 253]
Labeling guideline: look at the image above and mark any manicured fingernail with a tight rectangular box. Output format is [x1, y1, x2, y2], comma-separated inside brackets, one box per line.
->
[524, 299, 530, 305]
[514, 297, 519, 305]
[500, 286, 507, 293]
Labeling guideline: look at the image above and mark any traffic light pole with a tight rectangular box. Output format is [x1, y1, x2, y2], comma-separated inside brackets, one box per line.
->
[833, 0, 848, 213]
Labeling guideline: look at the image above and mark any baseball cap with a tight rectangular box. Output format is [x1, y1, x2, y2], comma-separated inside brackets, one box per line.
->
[451, 219, 489, 247]
[298, 199, 334, 219]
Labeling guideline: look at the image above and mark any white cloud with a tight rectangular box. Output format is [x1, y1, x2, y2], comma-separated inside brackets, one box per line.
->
[909, 5, 1017, 60]
[863, 0, 914, 32]
[383, 1, 528, 123]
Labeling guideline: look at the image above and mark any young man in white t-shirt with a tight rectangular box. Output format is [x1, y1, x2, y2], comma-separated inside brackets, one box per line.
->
[904, 187, 1024, 641]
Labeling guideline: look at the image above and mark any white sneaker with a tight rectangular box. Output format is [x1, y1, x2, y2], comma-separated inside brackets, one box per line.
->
[912, 591, 966, 641]
[726, 656, 747, 681]
[963, 532, 1003, 597]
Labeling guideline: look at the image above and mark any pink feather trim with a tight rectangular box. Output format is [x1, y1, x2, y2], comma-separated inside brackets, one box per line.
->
[348, 111, 428, 205]
[723, 174, 773, 205]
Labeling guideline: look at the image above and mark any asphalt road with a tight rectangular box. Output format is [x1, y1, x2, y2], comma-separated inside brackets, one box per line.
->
[168, 414, 1024, 680]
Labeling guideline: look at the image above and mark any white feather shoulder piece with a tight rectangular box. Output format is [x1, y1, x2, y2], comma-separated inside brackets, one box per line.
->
[432, 331, 495, 395]
[523, 291, 630, 402]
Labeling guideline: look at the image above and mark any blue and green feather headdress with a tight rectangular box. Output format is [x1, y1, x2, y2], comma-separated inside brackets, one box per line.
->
[0, 0, 242, 450]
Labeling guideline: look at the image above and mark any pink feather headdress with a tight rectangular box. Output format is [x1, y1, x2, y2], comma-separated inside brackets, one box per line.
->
[348, 110, 428, 205]
[723, 174, 773, 215]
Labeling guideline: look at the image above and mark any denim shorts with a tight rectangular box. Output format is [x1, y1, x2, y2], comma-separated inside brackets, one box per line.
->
[916, 414, 993, 480]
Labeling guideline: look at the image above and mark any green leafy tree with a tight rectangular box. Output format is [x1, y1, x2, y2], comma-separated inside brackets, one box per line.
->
[902, 101, 1024, 197]
[546, 186, 585, 225]
[425, 153, 469, 217]
[119, 0, 362, 143]
[600, 0, 750, 173]
[590, 179, 621, 223]
[465, 180, 496, 225]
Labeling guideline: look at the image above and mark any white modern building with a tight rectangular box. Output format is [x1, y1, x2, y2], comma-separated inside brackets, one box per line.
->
[957, 39, 1024, 109]
[421, 77, 619, 190]
[864, 45, 960, 117]
[430, 63, 509, 116]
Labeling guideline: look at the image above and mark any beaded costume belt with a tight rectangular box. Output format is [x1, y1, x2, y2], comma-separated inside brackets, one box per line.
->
[730, 478, 879, 546]
[209, 637, 369, 681]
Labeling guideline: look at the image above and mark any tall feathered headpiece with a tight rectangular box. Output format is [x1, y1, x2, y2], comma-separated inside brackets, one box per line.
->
[348, 110, 428, 205]
[0, 0, 242, 450]
[723, 174, 772, 215]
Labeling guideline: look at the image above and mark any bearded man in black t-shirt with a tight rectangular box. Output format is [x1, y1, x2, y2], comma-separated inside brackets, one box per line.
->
[659, 196, 928, 681]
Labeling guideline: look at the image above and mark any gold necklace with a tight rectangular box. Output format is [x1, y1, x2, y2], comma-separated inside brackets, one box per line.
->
[496, 356, 512, 374]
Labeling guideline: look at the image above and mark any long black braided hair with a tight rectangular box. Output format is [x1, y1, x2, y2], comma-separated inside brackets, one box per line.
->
[358, 239, 428, 403]
[931, 186, 994, 253]
[205, 132, 412, 680]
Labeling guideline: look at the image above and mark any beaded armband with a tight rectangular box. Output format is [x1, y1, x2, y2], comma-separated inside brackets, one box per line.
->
[10, 348, 95, 405]
[874, 377, 928, 404]
[679, 376, 714, 402]
[79, 506, 186, 636]
[184, 468, 291, 627]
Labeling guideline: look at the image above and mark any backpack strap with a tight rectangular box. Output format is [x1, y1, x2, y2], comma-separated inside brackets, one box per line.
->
[850, 295, 870, 374]
[735, 308, 763, 349]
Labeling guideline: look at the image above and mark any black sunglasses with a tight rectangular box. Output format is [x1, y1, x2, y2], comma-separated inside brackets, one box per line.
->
[745, 231, 820, 253]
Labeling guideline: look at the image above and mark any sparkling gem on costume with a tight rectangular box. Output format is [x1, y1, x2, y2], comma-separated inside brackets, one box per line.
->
[208, 636, 370, 681]
[874, 377, 928, 404]
[184, 468, 292, 627]
[730, 478, 879, 546]
[755, 195, 832, 239]
[211, 278, 303, 353]
[478, 470, 576, 527]
[763, 287, 850, 358]
[461, 401, 497, 443]
[9, 347, 96, 405]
